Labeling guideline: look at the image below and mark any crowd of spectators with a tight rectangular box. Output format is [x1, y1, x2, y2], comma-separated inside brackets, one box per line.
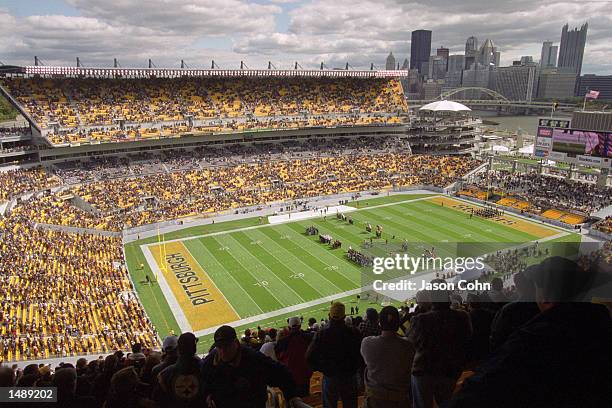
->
[1, 256, 609, 408]
[5, 153, 477, 232]
[0, 207, 158, 362]
[472, 170, 612, 214]
[1, 76, 408, 145]
[593, 215, 612, 234]
[0, 168, 60, 201]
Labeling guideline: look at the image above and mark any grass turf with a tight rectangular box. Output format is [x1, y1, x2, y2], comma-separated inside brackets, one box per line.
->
[124, 194, 579, 353]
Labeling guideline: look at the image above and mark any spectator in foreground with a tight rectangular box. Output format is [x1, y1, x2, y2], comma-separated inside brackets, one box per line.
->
[201, 325, 308, 408]
[306, 302, 362, 408]
[54, 367, 95, 408]
[151, 335, 179, 379]
[450, 257, 612, 408]
[407, 279, 472, 408]
[276, 316, 314, 397]
[489, 270, 540, 351]
[105, 366, 153, 408]
[155, 332, 203, 407]
[0, 365, 15, 386]
[358, 308, 381, 338]
[465, 294, 494, 365]
[259, 328, 278, 361]
[361, 306, 415, 408]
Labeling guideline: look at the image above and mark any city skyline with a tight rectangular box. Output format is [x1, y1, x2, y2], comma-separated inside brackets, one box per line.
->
[0, 1, 610, 75]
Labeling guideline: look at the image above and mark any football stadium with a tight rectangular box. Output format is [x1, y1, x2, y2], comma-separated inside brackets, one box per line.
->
[1, 8, 612, 407]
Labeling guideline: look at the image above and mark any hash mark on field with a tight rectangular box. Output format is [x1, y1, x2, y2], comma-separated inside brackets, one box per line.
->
[218, 246, 230, 251]
[324, 265, 338, 271]
[464, 234, 472, 238]
[250, 240, 263, 245]
[280, 235, 291, 240]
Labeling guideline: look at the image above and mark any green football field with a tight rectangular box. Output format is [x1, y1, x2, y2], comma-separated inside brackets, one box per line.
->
[124, 194, 579, 353]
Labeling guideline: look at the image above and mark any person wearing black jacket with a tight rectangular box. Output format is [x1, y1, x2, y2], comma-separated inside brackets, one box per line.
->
[155, 332, 203, 408]
[449, 257, 612, 408]
[306, 302, 362, 408]
[201, 325, 308, 408]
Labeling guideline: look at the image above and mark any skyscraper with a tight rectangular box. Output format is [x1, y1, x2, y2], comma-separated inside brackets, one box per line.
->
[540, 41, 558, 68]
[479, 39, 499, 67]
[558, 22, 588, 76]
[437, 46, 449, 71]
[465, 36, 478, 69]
[385, 52, 396, 70]
[410, 30, 432, 75]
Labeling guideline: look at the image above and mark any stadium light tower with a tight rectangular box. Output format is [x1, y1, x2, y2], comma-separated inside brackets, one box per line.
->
[113, 58, 120, 68]
[76, 57, 81, 67]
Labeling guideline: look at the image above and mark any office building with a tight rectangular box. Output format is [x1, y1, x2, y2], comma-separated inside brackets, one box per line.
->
[410, 30, 432, 75]
[465, 36, 478, 69]
[461, 65, 492, 89]
[386, 52, 396, 70]
[540, 41, 558, 68]
[436, 46, 449, 71]
[558, 22, 588, 77]
[428, 55, 447, 81]
[577, 75, 612, 100]
[494, 63, 539, 101]
[479, 39, 499, 67]
[537, 70, 577, 99]
[448, 55, 465, 73]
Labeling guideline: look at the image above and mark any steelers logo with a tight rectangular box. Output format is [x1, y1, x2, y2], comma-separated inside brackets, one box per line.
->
[173, 374, 199, 400]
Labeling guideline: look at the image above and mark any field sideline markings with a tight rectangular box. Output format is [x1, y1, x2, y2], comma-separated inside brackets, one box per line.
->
[142, 195, 438, 247]
[124, 246, 174, 334]
[141, 245, 192, 333]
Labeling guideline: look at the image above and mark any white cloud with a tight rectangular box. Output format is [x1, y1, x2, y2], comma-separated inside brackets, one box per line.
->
[0, 1, 610, 73]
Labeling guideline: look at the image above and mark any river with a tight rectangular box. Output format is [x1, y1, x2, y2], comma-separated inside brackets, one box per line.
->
[473, 110, 572, 136]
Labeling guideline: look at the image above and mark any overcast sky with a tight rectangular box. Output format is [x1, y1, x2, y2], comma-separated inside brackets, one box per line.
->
[0, 0, 610, 74]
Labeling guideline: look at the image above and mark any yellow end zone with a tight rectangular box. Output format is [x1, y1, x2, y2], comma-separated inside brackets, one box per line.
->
[149, 241, 239, 332]
[428, 196, 560, 239]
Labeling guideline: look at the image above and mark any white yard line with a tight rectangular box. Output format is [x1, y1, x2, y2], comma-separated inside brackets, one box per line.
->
[141, 245, 192, 333]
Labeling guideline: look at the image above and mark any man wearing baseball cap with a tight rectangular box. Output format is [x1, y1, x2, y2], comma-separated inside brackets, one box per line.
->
[152, 335, 179, 381]
[450, 257, 611, 408]
[306, 302, 362, 408]
[201, 325, 310, 408]
[276, 316, 314, 397]
[155, 332, 204, 407]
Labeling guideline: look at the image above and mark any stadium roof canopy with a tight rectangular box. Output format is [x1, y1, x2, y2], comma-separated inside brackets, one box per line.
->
[1, 65, 408, 79]
[419, 100, 471, 112]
